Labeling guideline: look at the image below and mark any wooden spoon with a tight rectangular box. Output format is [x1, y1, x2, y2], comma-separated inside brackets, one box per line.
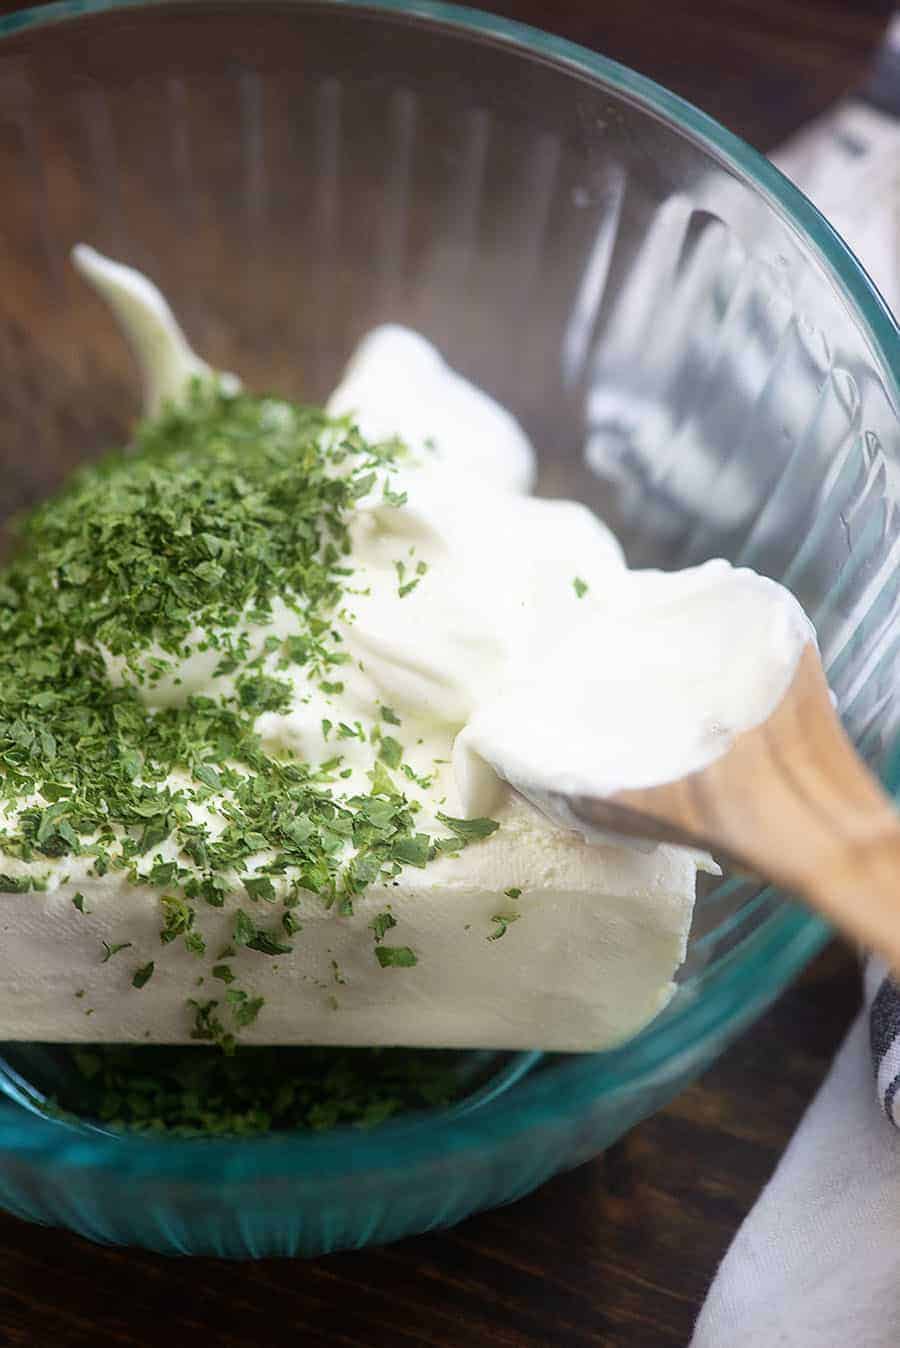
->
[569, 643, 900, 973]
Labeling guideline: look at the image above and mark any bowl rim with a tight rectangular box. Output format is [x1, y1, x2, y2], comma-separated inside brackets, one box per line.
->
[0, 0, 889, 1177]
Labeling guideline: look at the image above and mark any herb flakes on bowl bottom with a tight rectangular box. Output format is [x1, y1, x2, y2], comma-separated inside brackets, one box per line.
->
[11, 1044, 469, 1137]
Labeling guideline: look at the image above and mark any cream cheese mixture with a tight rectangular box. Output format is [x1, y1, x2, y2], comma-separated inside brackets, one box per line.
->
[0, 248, 813, 1050]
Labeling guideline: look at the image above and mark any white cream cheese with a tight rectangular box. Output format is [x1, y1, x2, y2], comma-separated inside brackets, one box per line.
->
[326, 324, 536, 494]
[0, 247, 810, 1051]
[0, 793, 703, 1050]
[72, 244, 240, 417]
[456, 560, 816, 823]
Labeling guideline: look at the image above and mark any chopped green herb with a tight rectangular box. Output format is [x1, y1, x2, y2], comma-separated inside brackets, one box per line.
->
[382, 483, 408, 509]
[284, 636, 310, 666]
[337, 721, 364, 741]
[319, 679, 344, 696]
[400, 763, 433, 790]
[72, 892, 89, 914]
[242, 875, 276, 903]
[247, 930, 293, 957]
[234, 909, 293, 957]
[0, 874, 31, 894]
[504, 887, 522, 900]
[368, 761, 399, 798]
[184, 929, 206, 958]
[132, 961, 155, 988]
[0, 385, 486, 1044]
[233, 910, 256, 947]
[148, 860, 180, 887]
[101, 940, 132, 962]
[226, 989, 265, 1027]
[39, 1042, 466, 1137]
[488, 912, 520, 941]
[573, 576, 589, 598]
[188, 998, 230, 1048]
[392, 833, 431, 868]
[436, 812, 500, 842]
[378, 736, 403, 769]
[375, 945, 417, 968]
[194, 763, 222, 791]
[159, 894, 194, 944]
[370, 911, 397, 943]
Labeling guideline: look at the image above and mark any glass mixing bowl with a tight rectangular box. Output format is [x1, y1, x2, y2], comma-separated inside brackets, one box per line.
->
[0, 0, 897, 1259]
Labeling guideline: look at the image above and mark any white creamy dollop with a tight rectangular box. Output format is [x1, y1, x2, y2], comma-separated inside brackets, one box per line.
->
[455, 559, 815, 822]
[327, 324, 536, 494]
[0, 248, 813, 1051]
[72, 244, 240, 416]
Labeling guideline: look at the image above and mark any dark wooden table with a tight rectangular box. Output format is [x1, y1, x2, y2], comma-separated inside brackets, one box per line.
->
[0, 1, 894, 1345]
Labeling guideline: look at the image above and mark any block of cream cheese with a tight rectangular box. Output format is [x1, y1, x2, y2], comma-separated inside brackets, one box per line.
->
[0, 246, 793, 1053]
[0, 794, 702, 1050]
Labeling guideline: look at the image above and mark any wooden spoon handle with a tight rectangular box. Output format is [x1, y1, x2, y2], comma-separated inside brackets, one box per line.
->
[582, 646, 900, 973]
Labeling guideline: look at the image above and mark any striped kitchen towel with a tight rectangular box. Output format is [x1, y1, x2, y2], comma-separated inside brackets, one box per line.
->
[869, 957, 900, 1126]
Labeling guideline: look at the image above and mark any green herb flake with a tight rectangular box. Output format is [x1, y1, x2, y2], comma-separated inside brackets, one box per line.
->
[132, 961, 155, 988]
[375, 945, 417, 968]
[487, 912, 521, 941]
[188, 998, 230, 1048]
[184, 930, 206, 958]
[573, 576, 589, 598]
[194, 763, 223, 791]
[391, 833, 431, 868]
[436, 812, 500, 843]
[72, 892, 90, 914]
[160, 894, 194, 944]
[234, 909, 293, 956]
[382, 483, 408, 509]
[233, 910, 257, 947]
[247, 929, 293, 957]
[370, 911, 397, 943]
[243, 875, 276, 903]
[226, 988, 265, 1027]
[378, 736, 403, 770]
[368, 761, 399, 798]
[319, 680, 344, 697]
[0, 874, 31, 894]
[101, 940, 133, 963]
[283, 911, 302, 936]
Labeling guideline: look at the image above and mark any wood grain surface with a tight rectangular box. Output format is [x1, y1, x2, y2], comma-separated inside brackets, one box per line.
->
[0, 1, 894, 1346]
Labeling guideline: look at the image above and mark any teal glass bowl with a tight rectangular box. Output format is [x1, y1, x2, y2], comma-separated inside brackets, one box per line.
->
[0, 0, 897, 1258]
